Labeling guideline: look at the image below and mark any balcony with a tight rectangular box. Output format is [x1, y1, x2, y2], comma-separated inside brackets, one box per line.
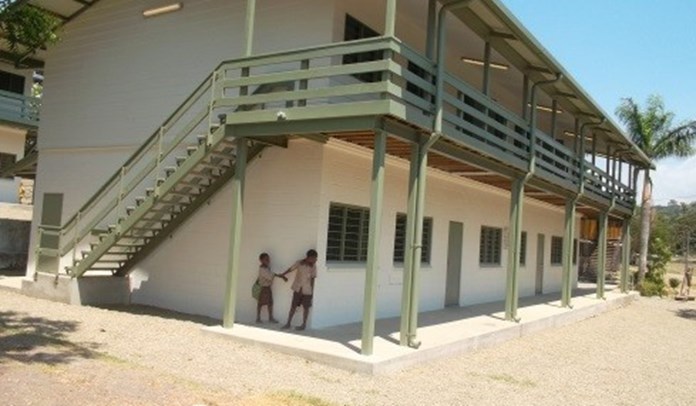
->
[0, 89, 40, 129]
[201, 37, 634, 214]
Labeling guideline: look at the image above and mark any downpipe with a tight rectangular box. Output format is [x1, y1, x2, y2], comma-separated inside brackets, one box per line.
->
[403, 0, 473, 350]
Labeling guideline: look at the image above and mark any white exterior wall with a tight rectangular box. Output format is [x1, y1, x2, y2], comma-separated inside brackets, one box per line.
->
[28, 0, 336, 275]
[129, 140, 324, 322]
[311, 140, 579, 328]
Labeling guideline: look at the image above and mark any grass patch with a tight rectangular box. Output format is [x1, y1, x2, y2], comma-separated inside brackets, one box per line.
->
[242, 390, 338, 406]
[486, 373, 537, 387]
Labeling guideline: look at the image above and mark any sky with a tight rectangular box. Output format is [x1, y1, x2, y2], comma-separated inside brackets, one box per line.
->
[501, 0, 696, 205]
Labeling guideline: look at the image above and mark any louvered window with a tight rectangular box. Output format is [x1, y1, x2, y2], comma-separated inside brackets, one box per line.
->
[0, 153, 16, 179]
[520, 231, 527, 266]
[551, 236, 563, 265]
[393, 214, 433, 264]
[326, 203, 370, 262]
[480, 226, 502, 266]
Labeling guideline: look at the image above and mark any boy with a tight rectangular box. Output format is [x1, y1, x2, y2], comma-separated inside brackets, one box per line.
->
[280, 249, 318, 331]
[256, 252, 286, 323]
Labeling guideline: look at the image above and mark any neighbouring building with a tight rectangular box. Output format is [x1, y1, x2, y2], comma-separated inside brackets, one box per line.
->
[0, 48, 39, 272]
[23, 0, 650, 354]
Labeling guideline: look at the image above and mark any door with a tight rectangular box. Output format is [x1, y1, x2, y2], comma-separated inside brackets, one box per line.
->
[535, 234, 545, 295]
[445, 221, 464, 307]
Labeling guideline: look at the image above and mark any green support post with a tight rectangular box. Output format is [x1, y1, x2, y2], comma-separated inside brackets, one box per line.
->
[505, 177, 525, 321]
[561, 199, 577, 307]
[384, 0, 397, 37]
[620, 220, 631, 293]
[400, 143, 419, 346]
[361, 131, 387, 356]
[596, 210, 609, 300]
[244, 0, 256, 57]
[222, 137, 248, 328]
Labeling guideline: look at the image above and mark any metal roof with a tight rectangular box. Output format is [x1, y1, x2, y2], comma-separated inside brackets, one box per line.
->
[449, 0, 652, 168]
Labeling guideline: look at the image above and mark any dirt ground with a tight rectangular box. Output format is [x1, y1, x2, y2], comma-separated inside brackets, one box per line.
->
[1, 288, 695, 406]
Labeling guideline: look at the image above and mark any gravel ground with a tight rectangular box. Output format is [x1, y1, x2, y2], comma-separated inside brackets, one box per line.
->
[1, 289, 695, 406]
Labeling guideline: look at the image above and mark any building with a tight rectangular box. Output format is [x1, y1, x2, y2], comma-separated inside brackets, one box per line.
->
[25, 0, 649, 355]
[0, 42, 40, 272]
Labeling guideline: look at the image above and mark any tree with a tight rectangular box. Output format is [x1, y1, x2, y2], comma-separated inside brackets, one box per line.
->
[0, 1, 60, 64]
[616, 95, 696, 285]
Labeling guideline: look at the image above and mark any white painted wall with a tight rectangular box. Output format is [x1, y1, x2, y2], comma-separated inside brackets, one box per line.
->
[28, 0, 336, 275]
[311, 140, 579, 328]
[129, 139, 324, 323]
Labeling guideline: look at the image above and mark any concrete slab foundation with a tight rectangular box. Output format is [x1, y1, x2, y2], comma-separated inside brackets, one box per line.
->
[203, 287, 638, 374]
[21, 273, 131, 306]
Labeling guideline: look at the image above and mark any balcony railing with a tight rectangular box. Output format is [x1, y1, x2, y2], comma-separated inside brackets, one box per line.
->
[0, 89, 40, 128]
[206, 37, 633, 210]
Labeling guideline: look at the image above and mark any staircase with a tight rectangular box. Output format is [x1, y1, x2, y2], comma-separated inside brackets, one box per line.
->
[39, 68, 283, 278]
[579, 240, 622, 281]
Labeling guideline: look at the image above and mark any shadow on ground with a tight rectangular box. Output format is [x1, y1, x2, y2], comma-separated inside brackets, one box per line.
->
[95, 304, 219, 326]
[0, 311, 100, 365]
[674, 308, 696, 321]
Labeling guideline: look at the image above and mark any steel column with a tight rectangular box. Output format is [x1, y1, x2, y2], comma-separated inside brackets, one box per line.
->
[361, 131, 387, 356]
[550, 100, 558, 138]
[385, 0, 397, 37]
[425, 0, 437, 59]
[400, 143, 420, 346]
[222, 137, 248, 328]
[521, 75, 529, 120]
[596, 210, 609, 299]
[482, 41, 492, 95]
[505, 177, 525, 321]
[561, 199, 576, 307]
[620, 220, 631, 293]
[244, 0, 256, 57]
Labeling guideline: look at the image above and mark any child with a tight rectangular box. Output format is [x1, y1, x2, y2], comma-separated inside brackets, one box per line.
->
[280, 249, 318, 331]
[256, 252, 286, 323]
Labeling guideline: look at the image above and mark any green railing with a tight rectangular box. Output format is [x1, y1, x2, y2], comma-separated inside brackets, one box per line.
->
[39, 36, 635, 272]
[0, 89, 40, 127]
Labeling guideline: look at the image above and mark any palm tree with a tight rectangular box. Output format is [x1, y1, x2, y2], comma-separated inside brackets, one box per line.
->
[616, 95, 696, 284]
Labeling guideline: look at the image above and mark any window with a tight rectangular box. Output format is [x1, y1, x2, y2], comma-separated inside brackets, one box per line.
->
[406, 61, 427, 100]
[0, 153, 16, 179]
[0, 70, 25, 94]
[551, 236, 563, 265]
[394, 214, 433, 264]
[479, 226, 502, 266]
[519, 231, 527, 266]
[343, 14, 382, 83]
[326, 203, 370, 262]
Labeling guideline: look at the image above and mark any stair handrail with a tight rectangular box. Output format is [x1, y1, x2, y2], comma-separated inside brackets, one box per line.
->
[44, 36, 398, 261]
[56, 71, 215, 240]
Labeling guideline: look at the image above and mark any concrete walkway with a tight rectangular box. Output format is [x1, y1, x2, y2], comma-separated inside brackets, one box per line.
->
[0, 275, 23, 293]
[204, 286, 637, 374]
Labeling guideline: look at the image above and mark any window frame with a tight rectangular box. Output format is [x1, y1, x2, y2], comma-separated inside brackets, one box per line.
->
[326, 202, 371, 263]
[479, 226, 503, 266]
[550, 236, 563, 265]
[393, 213, 433, 265]
[0, 152, 17, 179]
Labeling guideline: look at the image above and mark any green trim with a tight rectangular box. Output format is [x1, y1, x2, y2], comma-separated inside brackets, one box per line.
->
[222, 137, 249, 329]
[361, 131, 386, 355]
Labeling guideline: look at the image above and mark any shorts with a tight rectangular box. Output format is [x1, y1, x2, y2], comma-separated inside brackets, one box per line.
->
[258, 286, 273, 306]
[291, 291, 313, 308]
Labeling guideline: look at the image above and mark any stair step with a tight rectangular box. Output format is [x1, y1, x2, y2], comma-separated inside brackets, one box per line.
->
[126, 206, 136, 215]
[197, 134, 207, 145]
[164, 166, 177, 177]
[198, 161, 231, 170]
[176, 156, 187, 166]
[145, 188, 154, 196]
[135, 196, 146, 205]
[186, 146, 198, 156]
